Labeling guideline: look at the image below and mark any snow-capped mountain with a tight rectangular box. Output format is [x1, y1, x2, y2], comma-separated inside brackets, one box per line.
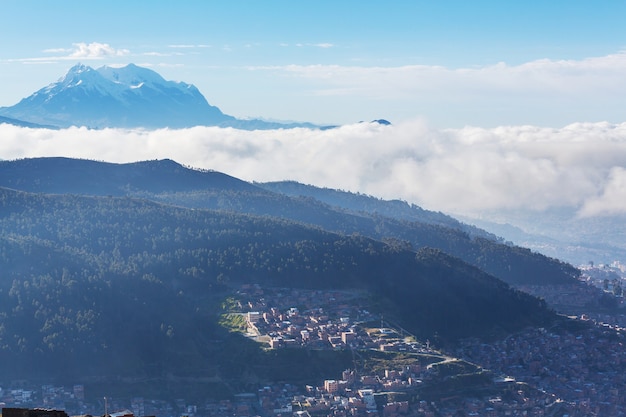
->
[0, 63, 324, 130]
[0, 63, 235, 128]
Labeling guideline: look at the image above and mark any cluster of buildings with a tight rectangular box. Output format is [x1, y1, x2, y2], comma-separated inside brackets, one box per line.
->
[526, 261, 626, 312]
[206, 366, 558, 417]
[247, 306, 425, 353]
[230, 287, 565, 417]
[0, 386, 84, 411]
[240, 286, 429, 354]
[579, 261, 626, 299]
[455, 323, 626, 415]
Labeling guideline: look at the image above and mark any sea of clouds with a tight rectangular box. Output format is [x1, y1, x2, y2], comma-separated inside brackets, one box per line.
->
[2, 119, 626, 219]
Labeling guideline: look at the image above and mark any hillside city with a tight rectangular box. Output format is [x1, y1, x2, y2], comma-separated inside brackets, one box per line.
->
[3, 271, 626, 417]
[1, 7, 626, 416]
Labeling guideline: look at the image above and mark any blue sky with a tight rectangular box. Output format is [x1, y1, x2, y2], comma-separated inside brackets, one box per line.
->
[2, 0, 626, 127]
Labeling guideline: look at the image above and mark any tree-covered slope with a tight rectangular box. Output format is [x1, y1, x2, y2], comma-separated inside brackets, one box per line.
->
[259, 180, 474, 230]
[0, 187, 555, 382]
[0, 158, 580, 287]
[0, 157, 257, 195]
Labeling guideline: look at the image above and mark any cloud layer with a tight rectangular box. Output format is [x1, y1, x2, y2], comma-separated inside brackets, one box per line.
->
[2, 120, 626, 219]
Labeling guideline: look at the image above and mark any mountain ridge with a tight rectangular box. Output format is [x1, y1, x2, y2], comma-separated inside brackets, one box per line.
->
[0, 114, 57, 129]
[0, 157, 580, 288]
[0, 64, 332, 130]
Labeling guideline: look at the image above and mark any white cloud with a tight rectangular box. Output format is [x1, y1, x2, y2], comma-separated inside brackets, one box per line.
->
[143, 52, 175, 57]
[279, 52, 626, 96]
[2, 120, 626, 219]
[168, 44, 211, 49]
[69, 42, 129, 58]
[285, 43, 334, 49]
[248, 52, 626, 127]
[12, 42, 130, 63]
[42, 48, 69, 54]
[578, 167, 626, 217]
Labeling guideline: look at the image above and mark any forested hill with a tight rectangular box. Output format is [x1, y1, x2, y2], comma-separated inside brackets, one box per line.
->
[0, 186, 555, 381]
[0, 157, 580, 287]
[0, 157, 257, 194]
[259, 180, 476, 231]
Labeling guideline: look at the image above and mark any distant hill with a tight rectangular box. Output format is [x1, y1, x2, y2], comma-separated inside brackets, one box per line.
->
[258, 180, 488, 235]
[461, 209, 626, 267]
[0, 64, 329, 130]
[0, 114, 56, 129]
[0, 157, 258, 194]
[0, 157, 580, 288]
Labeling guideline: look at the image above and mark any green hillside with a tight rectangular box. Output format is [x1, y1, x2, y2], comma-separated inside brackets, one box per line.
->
[0, 158, 580, 287]
[0, 187, 556, 387]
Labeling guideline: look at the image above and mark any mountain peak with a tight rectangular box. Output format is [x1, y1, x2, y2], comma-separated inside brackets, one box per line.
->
[61, 63, 98, 81]
[56, 63, 104, 90]
[67, 62, 90, 74]
[0, 63, 232, 129]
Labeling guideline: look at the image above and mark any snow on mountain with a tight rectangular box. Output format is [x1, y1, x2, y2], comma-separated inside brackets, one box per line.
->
[96, 63, 200, 99]
[40, 63, 127, 102]
[98, 64, 168, 88]
[0, 63, 235, 129]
